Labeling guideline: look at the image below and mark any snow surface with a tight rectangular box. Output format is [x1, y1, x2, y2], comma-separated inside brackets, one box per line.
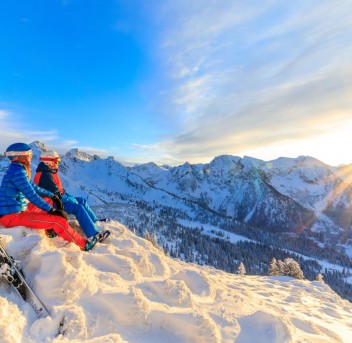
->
[1, 221, 352, 343]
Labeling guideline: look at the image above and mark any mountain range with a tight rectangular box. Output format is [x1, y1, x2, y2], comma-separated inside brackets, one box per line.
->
[1, 141, 352, 300]
[19, 141, 352, 238]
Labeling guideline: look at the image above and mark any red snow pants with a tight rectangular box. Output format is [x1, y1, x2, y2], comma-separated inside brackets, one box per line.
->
[0, 207, 87, 250]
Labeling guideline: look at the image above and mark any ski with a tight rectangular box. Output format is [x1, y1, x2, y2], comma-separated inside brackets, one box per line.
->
[0, 237, 50, 319]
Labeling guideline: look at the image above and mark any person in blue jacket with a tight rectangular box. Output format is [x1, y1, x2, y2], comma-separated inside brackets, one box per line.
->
[0, 142, 97, 251]
[33, 150, 110, 243]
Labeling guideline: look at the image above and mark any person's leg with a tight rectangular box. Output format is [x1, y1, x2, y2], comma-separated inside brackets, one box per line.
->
[76, 197, 98, 222]
[64, 200, 98, 238]
[27, 199, 57, 237]
[0, 211, 87, 249]
[27, 197, 53, 213]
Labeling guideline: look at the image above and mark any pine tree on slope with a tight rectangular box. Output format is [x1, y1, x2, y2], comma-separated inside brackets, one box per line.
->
[237, 262, 246, 275]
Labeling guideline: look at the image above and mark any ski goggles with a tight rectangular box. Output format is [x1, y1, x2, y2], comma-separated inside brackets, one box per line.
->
[5, 150, 33, 159]
[40, 157, 61, 163]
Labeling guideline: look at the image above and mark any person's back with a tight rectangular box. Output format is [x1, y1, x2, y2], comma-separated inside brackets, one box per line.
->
[0, 147, 52, 216]
[0, 162, 28, 215]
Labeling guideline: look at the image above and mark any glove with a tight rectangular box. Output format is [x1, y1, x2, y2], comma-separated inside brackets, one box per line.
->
[51, 194, 64, 210]
[47, 208, 69, 220]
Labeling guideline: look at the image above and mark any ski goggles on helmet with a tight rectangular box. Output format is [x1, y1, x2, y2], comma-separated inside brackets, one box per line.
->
[5, 150, 33, 159]
[40, 156, 61, 163]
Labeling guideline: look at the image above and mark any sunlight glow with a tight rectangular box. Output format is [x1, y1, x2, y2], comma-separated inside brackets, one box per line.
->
[242, 119, 352, 167]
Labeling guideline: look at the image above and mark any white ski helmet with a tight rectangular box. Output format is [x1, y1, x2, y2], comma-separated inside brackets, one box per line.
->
[40, 150, 61, 169]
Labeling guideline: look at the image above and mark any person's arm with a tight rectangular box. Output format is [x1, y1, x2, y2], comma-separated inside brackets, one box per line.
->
[30, 181, 55, 198]
[12, 167, 52, 211]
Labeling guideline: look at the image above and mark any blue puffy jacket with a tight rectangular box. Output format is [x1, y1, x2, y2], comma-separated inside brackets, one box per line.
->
[0, 162, 54, 216]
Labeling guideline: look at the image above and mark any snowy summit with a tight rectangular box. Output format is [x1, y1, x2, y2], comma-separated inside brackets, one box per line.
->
[1, 220, 351, 343]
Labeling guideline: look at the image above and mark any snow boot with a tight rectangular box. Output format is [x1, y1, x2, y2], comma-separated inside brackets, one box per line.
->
[45, 229, 58, 238]
[83, 236, 98, 251]
[96, 230, 111, 243]
[97, 218, 109, 222]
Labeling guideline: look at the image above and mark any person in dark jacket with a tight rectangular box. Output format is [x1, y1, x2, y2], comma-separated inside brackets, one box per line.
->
[33, 150, 110, 243]
[0, 143, 97, 251]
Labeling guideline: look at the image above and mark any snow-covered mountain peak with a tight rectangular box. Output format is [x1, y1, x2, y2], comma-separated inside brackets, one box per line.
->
[239, 155, 264, 173]
[209, 155, 241, 171]
[264, 155, 328, 170]
[29, 141, 50, 160]
[65, 148, 94, 162]
[132, 162, 166, 175]
[170, 162, 198, 178]
[296, 155, 324, 164]
[263, 155, 333, 182]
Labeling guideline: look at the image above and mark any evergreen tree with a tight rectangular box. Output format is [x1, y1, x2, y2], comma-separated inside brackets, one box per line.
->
[269, 258, 280, 276]
[237, 262, 246, 275]
[277, 259, 285, 276]
[144, 229, 151, 241]
[283, 258, 304, 279]
[151, 232, 159, 248]
[315, 273, 324, 282]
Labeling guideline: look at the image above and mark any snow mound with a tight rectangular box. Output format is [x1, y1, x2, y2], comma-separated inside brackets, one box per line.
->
[0, 221, 352, 342]
[237, 311, 290, 343]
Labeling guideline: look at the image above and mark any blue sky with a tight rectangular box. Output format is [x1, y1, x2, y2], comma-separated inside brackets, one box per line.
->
[1, 1, 352, 166]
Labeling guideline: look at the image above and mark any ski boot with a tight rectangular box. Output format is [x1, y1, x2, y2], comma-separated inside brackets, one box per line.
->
[45, 229, 58, 238]
[83, 235, 98, 251]
[96, 230, 111, 243]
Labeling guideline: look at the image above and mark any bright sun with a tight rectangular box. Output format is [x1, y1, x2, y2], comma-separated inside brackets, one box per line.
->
[245, 119, 352, 167]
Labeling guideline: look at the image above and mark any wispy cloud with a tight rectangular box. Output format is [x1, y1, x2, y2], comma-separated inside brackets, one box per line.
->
[0, 110, 58, 152]
[0, 108, 112, 159]
[148, 1, 352, 164]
